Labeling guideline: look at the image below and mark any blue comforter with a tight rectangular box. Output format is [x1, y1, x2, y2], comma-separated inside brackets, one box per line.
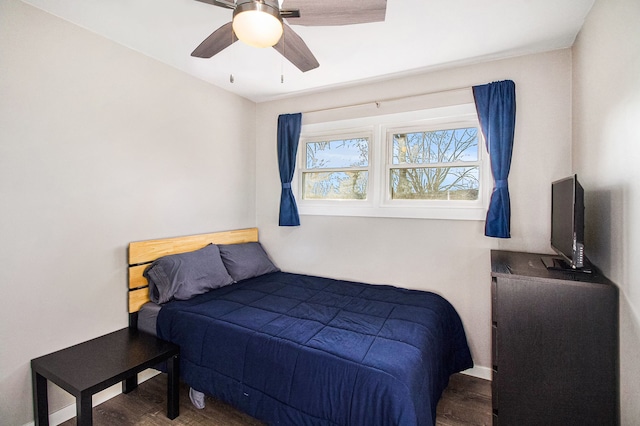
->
[157, 272, 472, 425]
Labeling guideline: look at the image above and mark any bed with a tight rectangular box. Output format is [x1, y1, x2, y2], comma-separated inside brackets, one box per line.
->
[128, 228, 473, 426]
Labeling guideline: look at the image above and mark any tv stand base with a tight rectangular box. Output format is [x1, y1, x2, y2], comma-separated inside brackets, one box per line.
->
[541, 256, 592, 273]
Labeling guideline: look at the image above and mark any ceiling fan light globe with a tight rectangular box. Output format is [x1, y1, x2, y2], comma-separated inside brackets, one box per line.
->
[233, 9, 283, 48]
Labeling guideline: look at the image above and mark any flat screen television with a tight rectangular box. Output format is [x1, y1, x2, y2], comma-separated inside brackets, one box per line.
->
[542, 174, 590, 272]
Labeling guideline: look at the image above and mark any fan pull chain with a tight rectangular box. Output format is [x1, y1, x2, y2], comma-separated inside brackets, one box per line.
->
[230, 26, 235, 84]
[280, 29, 285, 84]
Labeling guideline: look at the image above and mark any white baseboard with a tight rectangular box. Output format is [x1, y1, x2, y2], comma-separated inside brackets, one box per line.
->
[23, 369, 160, 426]
[460, 365, 492, 381]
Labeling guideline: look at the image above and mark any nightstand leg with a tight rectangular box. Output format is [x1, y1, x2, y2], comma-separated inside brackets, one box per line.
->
[123, 374, 138, 393]
[76, 392, 92, 426]
[167, 354, 180, 419]
[32, 371, 49, 426]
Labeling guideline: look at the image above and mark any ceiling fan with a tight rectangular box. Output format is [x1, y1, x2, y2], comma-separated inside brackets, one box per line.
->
[191, 0, 388, 73]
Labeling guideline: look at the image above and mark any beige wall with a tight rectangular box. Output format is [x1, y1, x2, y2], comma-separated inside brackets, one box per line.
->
[0, 1, 256, 424]
[256, 49, 573, 377]
[572, 0, 640, 423]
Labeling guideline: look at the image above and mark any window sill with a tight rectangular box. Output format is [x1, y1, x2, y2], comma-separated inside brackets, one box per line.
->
[298, 203, 487, 221]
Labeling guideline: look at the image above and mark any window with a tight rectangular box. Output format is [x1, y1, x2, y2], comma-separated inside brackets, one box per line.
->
[387, 125, 480, 201]
[301, 134, 371, 201]
[296, 103, 489, 220]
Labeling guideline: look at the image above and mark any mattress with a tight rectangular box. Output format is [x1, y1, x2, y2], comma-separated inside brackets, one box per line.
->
[156, 271, 473, 426]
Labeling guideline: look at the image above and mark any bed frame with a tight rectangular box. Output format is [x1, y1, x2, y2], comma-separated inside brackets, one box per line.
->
[127, 227, 259, 326]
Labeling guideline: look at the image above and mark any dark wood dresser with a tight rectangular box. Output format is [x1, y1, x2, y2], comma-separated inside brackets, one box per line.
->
[490, 250, 619, 426]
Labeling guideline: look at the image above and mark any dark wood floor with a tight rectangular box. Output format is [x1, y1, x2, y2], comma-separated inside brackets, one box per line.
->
[61, 372, 491, 426]
[435, 374, 492, 426]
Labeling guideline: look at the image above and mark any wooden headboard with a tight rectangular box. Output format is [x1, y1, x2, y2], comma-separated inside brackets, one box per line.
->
[127, 228, 259, 317]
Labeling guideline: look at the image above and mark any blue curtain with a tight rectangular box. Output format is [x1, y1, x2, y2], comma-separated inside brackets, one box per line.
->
[472, 80, 516, 238]
[277, 113, 302, 226]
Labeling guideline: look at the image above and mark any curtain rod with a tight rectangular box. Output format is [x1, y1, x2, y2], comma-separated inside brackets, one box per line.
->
[300, 85, 473, 115]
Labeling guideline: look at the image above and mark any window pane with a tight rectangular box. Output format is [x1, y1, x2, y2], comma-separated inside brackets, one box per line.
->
[303, 171, 368, 200]
[392, 128, 478, 165]
[390, 166, 479, 200]
[306, 138, 369, 169]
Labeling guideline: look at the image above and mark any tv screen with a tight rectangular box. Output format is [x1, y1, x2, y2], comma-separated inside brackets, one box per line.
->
[549, 174, 585, 270]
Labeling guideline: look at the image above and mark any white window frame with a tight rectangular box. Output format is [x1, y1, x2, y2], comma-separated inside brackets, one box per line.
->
[298, 128, 374, 207]
[295, 103, 491, 221]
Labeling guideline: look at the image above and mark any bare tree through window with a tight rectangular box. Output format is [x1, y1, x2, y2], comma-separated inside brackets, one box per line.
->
[391, 128, 479, 200]
[303, 138, 369, 200]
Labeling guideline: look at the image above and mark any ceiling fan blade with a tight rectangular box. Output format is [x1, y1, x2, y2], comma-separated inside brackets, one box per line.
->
[280, 9, 300, 19]
[283, 0, 387, 26]
[273, 24, 319, 72]
[194, 0, 236, 10]
[191, 22, 237, 58]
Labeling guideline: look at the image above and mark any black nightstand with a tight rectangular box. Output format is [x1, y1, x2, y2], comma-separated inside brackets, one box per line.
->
[31, 328, 180, 426]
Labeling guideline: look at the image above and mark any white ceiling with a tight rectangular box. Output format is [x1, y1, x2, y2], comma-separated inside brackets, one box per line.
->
[22, 0, 595, 103]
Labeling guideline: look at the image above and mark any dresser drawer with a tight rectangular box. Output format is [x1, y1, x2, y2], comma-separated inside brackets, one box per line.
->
[492, 324, 497, 366]
[491, 277, 497, 322]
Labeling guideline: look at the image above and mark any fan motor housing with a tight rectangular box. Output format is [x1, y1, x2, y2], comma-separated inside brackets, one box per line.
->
[234, 0, 282, 22]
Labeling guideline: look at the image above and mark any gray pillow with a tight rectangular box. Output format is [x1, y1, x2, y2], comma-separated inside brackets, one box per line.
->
[218, 242, 280, 282]
[144, 244, 234, 304]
